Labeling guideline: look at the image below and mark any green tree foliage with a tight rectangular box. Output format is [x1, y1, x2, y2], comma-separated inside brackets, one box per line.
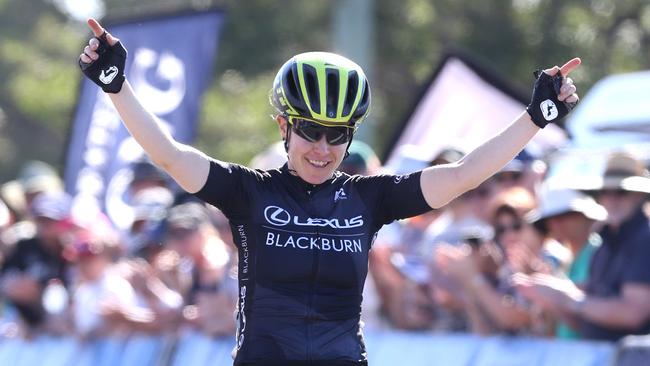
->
[1, 0, 649, 180]
[0, 0, 85, 178]
[186, 0, 334, 164]
[373, 0, 650, 149]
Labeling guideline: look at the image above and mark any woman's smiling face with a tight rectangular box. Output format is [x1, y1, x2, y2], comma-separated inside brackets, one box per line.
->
[278, 116, 349, 184]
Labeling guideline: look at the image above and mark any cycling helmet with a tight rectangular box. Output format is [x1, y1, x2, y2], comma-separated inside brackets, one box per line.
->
[269, 52, 371, 129]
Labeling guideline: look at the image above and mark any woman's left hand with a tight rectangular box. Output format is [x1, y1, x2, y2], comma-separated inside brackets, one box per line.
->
[527, 58, 581, 128]
[546, 58, 580, 104]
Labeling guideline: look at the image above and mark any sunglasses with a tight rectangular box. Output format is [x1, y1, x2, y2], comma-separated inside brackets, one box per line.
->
[465, 237, 484, 248]
[495, 171, 522, 183]
[287, 116, 353, 145]
[494, 221, 523, 237]
[595, 189, 631, 198]
[466, 186, 491, 199]
[167, 227, 198, 240]
[72, 241, 104, 259]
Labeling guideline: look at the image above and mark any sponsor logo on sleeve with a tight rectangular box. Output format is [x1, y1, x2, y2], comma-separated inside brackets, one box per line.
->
[394, 173, 411, 184]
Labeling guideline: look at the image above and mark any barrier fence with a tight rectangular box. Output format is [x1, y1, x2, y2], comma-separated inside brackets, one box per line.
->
[0, 330, 623, 366]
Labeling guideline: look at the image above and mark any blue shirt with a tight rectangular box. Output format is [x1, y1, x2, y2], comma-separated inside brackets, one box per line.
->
[583, 207, 650, 341]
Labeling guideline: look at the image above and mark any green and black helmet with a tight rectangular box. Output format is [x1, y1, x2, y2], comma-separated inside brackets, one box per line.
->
[269, 52, 371, 129]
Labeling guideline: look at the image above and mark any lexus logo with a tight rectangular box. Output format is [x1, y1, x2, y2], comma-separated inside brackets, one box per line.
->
[264, 206, 291, 226]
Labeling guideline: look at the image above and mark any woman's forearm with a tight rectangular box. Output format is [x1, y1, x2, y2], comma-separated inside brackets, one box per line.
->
[421, 112, 539, 208]
[456, 112, 539, 190]
[109, 81, 210, 192]
[109, 81, 180, 166]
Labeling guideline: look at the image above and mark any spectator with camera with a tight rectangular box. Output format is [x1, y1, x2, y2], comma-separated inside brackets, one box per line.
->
[522, 187, 607, 339]
[164, 202, 237, 337]
[0, 192, 75, 336]
[515, 153, 650, 341]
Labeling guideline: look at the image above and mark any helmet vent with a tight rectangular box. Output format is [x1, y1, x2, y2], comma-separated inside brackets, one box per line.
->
[355, 84, 370, 119]
[342, 71, 359, 117]
[286, 67, 300, 101]
[360, 83, 369, 105]
[303, 64, 320, 114]
[326, 69, 339, 118]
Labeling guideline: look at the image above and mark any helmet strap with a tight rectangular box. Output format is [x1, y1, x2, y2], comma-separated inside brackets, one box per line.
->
[283, 120, 294, 174]
[283, 122, 292, 154]
[343, 136, 354, 159]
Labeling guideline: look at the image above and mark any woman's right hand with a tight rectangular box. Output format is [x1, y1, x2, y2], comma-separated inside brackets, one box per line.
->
[78, 18, 127, 93]
[76, 18, 210, 194]
[79, 18, 120, 63]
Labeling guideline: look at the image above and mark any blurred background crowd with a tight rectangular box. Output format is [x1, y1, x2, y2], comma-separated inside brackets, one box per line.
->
[2, 1, 650, 363]
[1, 140, 649, 345]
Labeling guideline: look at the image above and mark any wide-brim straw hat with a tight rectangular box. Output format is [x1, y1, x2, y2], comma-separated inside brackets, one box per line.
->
[568, 152, 650, 194]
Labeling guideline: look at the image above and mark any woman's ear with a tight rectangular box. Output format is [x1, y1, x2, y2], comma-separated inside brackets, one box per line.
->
[276, 114, 288, 141]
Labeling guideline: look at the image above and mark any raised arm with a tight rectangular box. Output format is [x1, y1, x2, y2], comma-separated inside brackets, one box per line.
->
[79, 18, 210, 193]
[420, 59, 581, 208]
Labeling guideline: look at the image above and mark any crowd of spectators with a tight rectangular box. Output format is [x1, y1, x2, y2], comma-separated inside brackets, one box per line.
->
[0, 141, 649, 346]
[364, 144, 650, 343]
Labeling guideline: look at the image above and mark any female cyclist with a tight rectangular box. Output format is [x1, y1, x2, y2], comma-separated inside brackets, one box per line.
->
[79, 18, 579, 366]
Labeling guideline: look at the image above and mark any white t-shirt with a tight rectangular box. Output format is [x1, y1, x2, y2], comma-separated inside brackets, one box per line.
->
[73, 269, 138, 336]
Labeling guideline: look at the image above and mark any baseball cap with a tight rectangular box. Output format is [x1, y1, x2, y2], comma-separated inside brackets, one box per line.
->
[132, 187, 174, 223]
[249, 141, 288, 170]
[430, 147, 465, 166]
[30, 192, 72, 221]
[340, 140, 379, 175]
[130, 161, 167, 187]
[166, 202, 210, 232]
[0, 199, 9, 227]
[382, 144, 430, 175]
[64, 229, 108, 262]
[18, 161, 63, 195]
[499, 150, 534, 174]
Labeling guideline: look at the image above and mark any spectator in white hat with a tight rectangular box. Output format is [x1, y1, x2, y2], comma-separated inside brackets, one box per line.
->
[522, 188, 607, 339]
[0, 192, 74, 333]
[514, 152, 650, 342]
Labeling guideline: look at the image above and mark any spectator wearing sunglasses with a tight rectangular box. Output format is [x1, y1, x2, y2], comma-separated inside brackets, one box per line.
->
[489, 187, 557, 275]
[368, 146, 441, 331]
[69, 230, 135, 339]
[0, 192, 74, 334]
[163, 202, 237, 337]
[492, 149, 547, 196]
[79, 18, 581, 365]
[515, 153, 650, 342]
[435, 187, 553, 336]
[424, 180, 494, 249]
[430, 224, 502, 334]
[492, 150, 528, 189]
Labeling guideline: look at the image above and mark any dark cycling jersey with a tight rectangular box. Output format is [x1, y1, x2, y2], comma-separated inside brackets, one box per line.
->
[195, 160, 432, 365]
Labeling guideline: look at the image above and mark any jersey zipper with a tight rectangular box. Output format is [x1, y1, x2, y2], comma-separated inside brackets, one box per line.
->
[307, 229, 321, 363]
[306, 189, 320, 364]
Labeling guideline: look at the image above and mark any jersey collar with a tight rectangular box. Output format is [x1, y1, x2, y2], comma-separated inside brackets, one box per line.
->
[280, 163, 340, 195]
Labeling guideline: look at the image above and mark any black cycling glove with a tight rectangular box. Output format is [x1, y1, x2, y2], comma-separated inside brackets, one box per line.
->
[79, 32, 127, 94]
[526, 70, 576, 128]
